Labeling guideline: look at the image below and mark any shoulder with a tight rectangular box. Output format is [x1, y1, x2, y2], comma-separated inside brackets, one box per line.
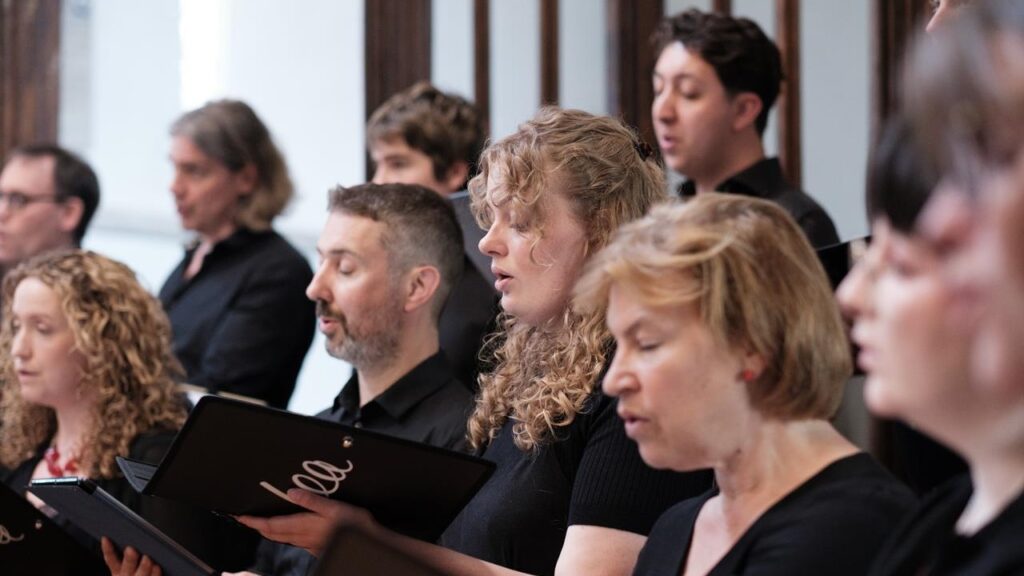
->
[242, 230, 313, 275]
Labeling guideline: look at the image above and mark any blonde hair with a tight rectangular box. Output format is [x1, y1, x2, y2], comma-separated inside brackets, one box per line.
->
[0, 250, 188, 478]
[576, 195, 852, 420]
[171, 99, 293, 231]
[467, 107, 666, 451]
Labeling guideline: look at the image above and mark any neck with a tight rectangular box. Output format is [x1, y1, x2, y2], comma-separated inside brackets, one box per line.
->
[355, 321, 440, 408]
[711, 419, 857, 517]
[52, 398, 95, 458]
[955, 410, 1024, 534]
[199, 222, 238, 247]
[693, 137, 765, 196]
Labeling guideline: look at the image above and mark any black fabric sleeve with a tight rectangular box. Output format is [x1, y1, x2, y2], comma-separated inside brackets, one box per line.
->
[568, 395, 712, 535]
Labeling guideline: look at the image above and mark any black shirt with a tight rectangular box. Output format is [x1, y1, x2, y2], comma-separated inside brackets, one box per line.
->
[2, 430, 259, 572]
[633, 452, 916, 576]
[443, 191, 500, 389]
[870, 475, 1024, 576]
[251, 351, 474, 576]
[440, 389, 712, 576]
[680, 157, 845, 287]
[159, 228, 316, 409]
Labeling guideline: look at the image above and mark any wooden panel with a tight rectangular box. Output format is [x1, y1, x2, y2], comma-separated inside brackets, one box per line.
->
[775, 0, 801, 189]
[474, 0, 490, 125]
[540, 0, 559, 105]
[871, 0, 931, 140]
[712, 0, 732, 14]
[606, 0, 664, 152]
[1, 0, 62, 161]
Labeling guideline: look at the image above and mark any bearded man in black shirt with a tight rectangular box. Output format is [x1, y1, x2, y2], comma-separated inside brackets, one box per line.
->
[247, 183, 474, 576]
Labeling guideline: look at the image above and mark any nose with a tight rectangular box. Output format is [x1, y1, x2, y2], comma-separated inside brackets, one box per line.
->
[170, 170, 186, 198]
[601, 348, 636, 398]
[836, 253, 872, 321]
[652, 90, 676, 126]
[478, 223, 506, 259]
[305, 262, 331, 303]
[371, 166, 387, 185]
[11, 326, 30, 360]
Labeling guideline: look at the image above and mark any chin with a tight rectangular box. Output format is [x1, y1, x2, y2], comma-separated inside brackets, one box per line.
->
[863, 377, 905, 419]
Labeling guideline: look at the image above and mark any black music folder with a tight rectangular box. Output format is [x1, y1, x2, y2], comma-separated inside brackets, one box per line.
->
[0, 480, 107, 576]
[27, 477, 215, 576]
[313, 526, 447, 576]
[117, 395, 494, 542]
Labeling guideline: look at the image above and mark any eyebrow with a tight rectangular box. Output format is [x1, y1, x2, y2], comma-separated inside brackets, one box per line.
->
[316, 247, 362, 260]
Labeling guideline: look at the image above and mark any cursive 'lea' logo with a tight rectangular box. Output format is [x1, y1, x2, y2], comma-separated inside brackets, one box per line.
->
[260, 459, 354, 503]
[0, 524, 25, 545]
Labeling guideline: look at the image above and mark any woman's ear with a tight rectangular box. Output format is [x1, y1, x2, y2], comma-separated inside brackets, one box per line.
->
[235, 163, 259, 197]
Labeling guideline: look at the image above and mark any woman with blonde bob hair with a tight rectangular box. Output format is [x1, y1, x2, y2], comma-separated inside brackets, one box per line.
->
[238, 107, 709, 576]
[575, 195, 915, 575]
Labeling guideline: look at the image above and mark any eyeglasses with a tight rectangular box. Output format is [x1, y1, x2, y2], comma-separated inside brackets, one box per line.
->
[0, 192, 63, 211]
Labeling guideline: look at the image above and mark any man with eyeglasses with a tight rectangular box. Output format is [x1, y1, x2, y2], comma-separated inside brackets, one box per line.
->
[0, 144, 100, 276]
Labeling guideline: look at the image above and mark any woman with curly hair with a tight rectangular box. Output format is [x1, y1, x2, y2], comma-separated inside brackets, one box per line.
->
[0, 250, 252, 571]
[238, 108, 710, 576]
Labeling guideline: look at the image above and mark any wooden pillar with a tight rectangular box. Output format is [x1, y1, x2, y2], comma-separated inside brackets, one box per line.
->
[364, 0, 432, 178]
[1, 0, 62, 160]
[607, 0, 664, 151]
[775, 0, 802, 189]
[540, 0, 559, 106]
[711, 0, 732, 14]
[474, 0, 491, 125]
[871, 0, 931, 140]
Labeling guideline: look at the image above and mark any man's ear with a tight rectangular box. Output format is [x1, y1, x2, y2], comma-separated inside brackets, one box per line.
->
[731, 93, 764, 133]
[442, 161, 470, 194]
[403, 265, 442, 313]
[58, 197, 85, 236]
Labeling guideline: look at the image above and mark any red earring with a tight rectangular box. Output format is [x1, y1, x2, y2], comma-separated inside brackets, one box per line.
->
[740, 369, 755, 382]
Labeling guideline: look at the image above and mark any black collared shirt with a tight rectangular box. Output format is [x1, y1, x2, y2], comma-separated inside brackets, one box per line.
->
[159, 228, 316, 409]
[317, 350, 473, 451]
[679, 157, 844, 285]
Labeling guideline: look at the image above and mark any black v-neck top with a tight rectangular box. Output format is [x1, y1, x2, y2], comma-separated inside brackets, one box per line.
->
[633, 452, 916, 576]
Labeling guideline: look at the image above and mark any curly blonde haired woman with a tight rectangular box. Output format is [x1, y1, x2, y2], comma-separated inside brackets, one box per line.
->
[238, 108, 710, 576]
[0, 250, 251, 571]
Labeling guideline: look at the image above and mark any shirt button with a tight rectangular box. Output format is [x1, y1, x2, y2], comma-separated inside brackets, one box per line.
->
[354, 421, 363, 429]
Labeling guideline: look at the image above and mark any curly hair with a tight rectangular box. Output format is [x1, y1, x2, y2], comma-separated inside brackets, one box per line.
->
[367, 82, 488, 187]
[576, 195, 852, 420]
[654, 9, 783, 135]
[171, 99, 294, 231]
[0, 250, 188, 478]
[466, 107, 666, 452]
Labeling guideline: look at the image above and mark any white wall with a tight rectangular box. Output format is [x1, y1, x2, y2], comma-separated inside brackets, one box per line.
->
[61, 0, 363, 415]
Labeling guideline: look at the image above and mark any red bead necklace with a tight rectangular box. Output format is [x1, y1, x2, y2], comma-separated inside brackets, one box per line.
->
[43, 445, 79, 477]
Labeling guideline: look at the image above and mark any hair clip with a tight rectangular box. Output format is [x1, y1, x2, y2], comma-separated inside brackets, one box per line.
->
[634, 139, 653, 161]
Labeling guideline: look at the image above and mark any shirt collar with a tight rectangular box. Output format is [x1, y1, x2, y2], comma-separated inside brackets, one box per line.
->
[330, 351, 456, 421]
[678, 157, 786, 199]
